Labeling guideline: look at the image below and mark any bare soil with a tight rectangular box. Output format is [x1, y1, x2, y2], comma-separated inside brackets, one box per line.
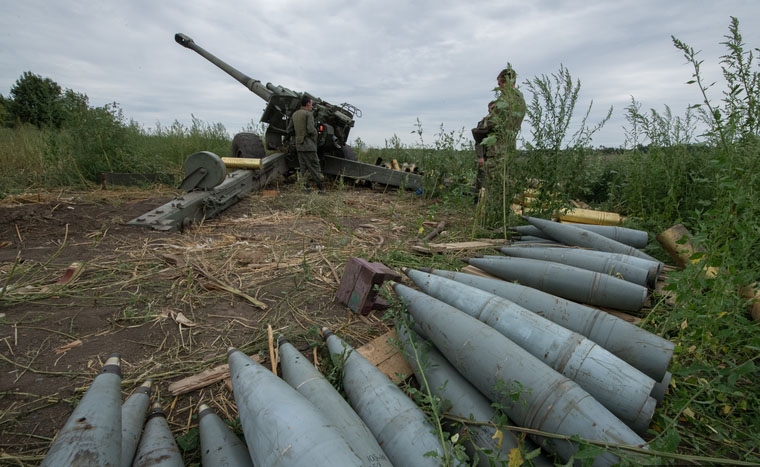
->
[0, 184, 456, 465]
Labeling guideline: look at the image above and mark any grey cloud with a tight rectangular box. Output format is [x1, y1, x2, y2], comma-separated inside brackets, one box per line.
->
[1, 0, 759, 149]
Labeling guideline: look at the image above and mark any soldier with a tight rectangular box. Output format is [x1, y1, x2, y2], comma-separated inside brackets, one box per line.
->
[471, 64, 526, 201]
[291, 95, 326, 193]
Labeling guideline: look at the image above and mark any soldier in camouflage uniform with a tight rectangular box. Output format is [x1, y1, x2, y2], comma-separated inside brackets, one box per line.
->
[290, 95, 326, 193]
[471, 65, 526, 200]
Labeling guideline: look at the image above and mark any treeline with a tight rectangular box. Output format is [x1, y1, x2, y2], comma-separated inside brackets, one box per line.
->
[0, 71, 233, 190]
[0, 71, 90, 129]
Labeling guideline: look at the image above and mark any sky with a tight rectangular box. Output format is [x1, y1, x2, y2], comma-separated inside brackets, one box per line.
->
[2, 1, 759, 150]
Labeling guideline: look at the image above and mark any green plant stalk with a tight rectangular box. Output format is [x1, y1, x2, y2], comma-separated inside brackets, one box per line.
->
[0, 251, 22, 299]
[443, 414, 759, 466]
[502, 154, 508, 239]
[403, 329, 452, 466]
[672, 37, 729, 150]
[0, 353, 84, 377]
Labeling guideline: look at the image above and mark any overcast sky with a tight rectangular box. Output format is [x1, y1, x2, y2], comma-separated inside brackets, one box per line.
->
[2, 1, 759, 149]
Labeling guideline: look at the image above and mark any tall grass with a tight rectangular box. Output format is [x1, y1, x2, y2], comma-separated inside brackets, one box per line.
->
[599, 17, 760, 463]
[359, 119, 476, 203]
[369, 17, 760, 463]
[0, 107, 232, 194]
[0, 124, 49, 192]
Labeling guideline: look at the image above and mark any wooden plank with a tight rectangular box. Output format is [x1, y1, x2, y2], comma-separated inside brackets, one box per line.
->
[461, 265, 500, 279]
[411, 239, 506, 255]
[357, 329, 412, 384]
[168, 354, 261, 395]
[421, 221, 446, 242]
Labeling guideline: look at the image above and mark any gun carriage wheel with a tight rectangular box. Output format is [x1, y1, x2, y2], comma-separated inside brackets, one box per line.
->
[341, 145, 358, 161]
[232, 133, 267, 159]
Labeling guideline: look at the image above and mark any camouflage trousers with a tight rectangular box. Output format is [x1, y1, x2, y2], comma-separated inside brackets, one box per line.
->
[474, 153, 504, 191]
[297, 150, 324, 189]
[474, 155, 514, 205]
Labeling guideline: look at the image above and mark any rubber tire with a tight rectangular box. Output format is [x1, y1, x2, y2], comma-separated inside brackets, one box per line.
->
[231, 133, 266, 159]
[341, 145, 357, 161]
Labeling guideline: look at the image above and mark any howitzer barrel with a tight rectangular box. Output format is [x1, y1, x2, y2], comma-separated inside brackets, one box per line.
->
[175, 33, 273, 102]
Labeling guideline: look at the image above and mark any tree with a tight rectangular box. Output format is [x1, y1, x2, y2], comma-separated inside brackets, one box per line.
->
[8, 71, 68, 128]
[0, 93, 9, 127]
[60, 89, 90, 124]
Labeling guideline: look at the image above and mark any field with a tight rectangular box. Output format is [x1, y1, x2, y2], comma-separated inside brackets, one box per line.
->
[0, 182, 477, 465]
[1, 19, 759, 464]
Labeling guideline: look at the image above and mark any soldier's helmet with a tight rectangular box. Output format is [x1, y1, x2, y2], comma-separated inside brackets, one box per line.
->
[498, 64, 517, 86]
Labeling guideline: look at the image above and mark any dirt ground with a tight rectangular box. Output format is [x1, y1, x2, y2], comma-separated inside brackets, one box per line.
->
[0, 184, 454, 465]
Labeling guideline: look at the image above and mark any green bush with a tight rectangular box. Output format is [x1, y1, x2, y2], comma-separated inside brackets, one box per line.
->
[602, 18, 760, 463]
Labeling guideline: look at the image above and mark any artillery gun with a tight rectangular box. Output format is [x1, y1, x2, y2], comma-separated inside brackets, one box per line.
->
[128, 33, 422, 232]
[174, 33, 359, 161]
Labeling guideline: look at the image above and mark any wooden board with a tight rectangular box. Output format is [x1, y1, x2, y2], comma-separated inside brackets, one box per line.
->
[170, 331, 412, 395]
[357, 329, 412, 384]
[411, 239, 506, 255]
[461, 265, 500, 279]
[168, 354, 261, 395]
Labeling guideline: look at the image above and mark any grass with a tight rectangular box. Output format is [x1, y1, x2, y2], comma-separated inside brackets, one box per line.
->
[0, 113, 231, 195]
[365, 17, 758, 465]
[1, 16, 759, 466]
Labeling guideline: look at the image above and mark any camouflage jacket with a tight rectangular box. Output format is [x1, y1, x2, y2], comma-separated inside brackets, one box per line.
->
[291, 108, 318, 152]
[473, 86, 526, 157]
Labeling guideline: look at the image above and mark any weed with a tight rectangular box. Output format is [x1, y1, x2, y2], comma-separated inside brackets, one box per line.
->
[2, 16, 759, 466]
[397, 328, 460, 465]
[606, 17, 760, 463]
[176, 426, 200, 459]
